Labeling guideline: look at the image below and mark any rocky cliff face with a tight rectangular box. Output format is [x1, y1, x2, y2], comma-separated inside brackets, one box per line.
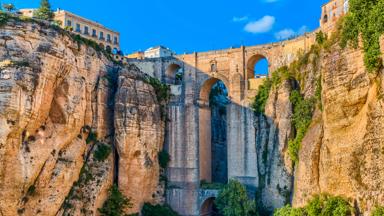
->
[0, 19, 165, 216]
[258, 38, 384, 214]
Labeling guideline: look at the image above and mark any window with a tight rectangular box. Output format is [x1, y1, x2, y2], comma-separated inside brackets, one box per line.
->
[66, 20, 72, 27]
[114, 36, 118, 45]
[76, 23, 81, 33]
[211, 63, 217, 72]
[99, 32, 104, 40]
[92, 29, 97, 37]
[107, 34, 111, 43]
[84, 26, 89, 35]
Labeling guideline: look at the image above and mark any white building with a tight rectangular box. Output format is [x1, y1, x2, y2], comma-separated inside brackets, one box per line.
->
[144, 46, 176, 58]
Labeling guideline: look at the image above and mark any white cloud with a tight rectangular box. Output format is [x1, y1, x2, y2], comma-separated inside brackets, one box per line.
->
[275, 29, 295, 40]
[274, 25, 310, 40]
[244, 16, 275, 34]
[232, 16, 249, 22]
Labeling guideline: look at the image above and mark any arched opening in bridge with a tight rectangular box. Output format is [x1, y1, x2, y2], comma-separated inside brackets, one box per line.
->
[166, 64, 183, 84]
[199, 78, 229, 184]
[247, 54, 269, 90]
[200, 197, 219, 216]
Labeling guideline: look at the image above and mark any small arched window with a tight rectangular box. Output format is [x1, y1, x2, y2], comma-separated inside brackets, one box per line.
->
[210, 63, 217, 72]
[323, 15, 328, 23]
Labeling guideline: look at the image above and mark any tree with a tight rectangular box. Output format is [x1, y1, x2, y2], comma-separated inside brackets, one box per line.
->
[2, 3, 14, 12]
[98, 185, 133, 216]
[33, 0, 53, 20]
[215, 180, 257, 216]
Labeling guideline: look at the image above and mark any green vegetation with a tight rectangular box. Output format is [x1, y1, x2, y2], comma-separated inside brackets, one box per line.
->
[251, 66, 293, 113]
[93, 143, 112, 162]
[288, 90, 316, 165]
[200, 180, 226, 190]
[372, 206, 384, 216]
[98, 185, 133, 216]
[141, 203, 179, 216]
[158, 149, 170, 169]
[144, 76, 170, 120]
[144, 76, 170, 103]
[0, 10, 9, 26]
[34, 0, 54, 21]
[315, 31, 327, 46]
[86, 131, 97, 144]
[2, 3, 14, 12]
[215, 180, 257, 216]
[340, 0, 384, 72]
[26, 185, 36, 196]
[274, 194, 352, 216]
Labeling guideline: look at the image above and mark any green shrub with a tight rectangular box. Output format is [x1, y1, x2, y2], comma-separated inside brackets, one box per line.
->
[316, 31, 327, 46]
[200, 180, 226, 190]
[93, 143, 112, 162]
[341, 0, 384, 72]
[274, 194, 352, 216]
[158, 149, 170, 169]
[215, 180, 257, 216]
[98, 185, 133, 216]
[86, 131, 97, 144]
[141, 203, 179, 216]
[288, 90, 316, 165]
[252, 66, 293, 114]
[33, 0, 54, 21]
[372, 206, 384, 216]
[0, 11, 9, 26]
[144, 76, 170, 103]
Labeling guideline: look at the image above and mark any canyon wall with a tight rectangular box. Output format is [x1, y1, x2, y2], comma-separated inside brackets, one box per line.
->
[0, 19, 165, 215]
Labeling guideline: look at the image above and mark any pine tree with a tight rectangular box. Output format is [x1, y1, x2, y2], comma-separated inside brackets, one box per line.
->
[33, 0, 53, 20]
[2, 3, 14, 12]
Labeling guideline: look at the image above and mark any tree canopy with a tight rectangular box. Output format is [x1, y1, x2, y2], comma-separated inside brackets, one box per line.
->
[33, 0, 54, 20]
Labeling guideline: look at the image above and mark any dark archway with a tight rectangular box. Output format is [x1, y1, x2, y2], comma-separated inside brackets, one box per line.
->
[166, 63, 183, 84]
[200, 197, 219, 216]
[199, 78, 229, 184]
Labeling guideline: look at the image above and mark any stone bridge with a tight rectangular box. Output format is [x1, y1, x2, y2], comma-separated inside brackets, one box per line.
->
[128, 32, 316, 216]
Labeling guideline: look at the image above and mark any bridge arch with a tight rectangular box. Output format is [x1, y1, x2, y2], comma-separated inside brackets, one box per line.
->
[165, 63, 183, 84]
[200, 197, 218, 216]
[198, 77, 230, 184]
[247, 54, 269, 79]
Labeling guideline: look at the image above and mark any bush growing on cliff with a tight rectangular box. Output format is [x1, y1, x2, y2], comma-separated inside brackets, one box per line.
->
[158, 149, 170, 169]
[215, 180, 257, 216]
[0, 11, 9, 26]
[372, 206, 384, 216]
[274, 194, 352, 216]
[141, 203, 179, 216]
[288, 90, 316, 165]
[93, 143, 112, 162]
[340, 0, 384, 72]
[98, 185, 133, 216]
[34, 0, 54, 21]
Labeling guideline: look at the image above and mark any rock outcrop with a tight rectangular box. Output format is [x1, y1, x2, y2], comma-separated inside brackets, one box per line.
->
[0, 19, 165, 216]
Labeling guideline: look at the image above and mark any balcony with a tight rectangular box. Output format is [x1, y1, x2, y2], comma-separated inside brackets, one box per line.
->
[99, 37, 105, 41]
[106, 38, 112, 43]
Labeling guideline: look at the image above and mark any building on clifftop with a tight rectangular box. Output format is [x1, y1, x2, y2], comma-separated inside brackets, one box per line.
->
[320, 0, 349, 33]
[144, 46, 176, 58]
[18, 8, 121, 53]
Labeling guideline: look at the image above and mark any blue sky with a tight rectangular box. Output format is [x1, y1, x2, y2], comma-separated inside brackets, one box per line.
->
[9, 0, 328, 55]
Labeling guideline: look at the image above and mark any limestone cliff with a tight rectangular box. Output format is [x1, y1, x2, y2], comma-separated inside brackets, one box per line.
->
[258, 37, 384, 214]
[0, 18, 165, 216]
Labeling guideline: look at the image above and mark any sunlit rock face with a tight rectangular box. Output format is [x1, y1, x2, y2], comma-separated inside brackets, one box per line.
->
[0, 19, 165, 215]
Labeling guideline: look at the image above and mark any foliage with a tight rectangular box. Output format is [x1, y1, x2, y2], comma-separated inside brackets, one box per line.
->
[2, 3, 14, 12]
[288, 90, 316, 164]
[141, 203, 180, 216]
[372, 206, 384, 216]
[251, 66, 292, 114]
[316, 31, 327, 45]
[340, 0, 384, 72]
[27, 185, 36, 196]
[93, 143, 112, 162]
[274, 194, 352, 216]
[200, 180, 226, 190]
[274, 205, 305, 216]
[34, 0, 54, 21]
[158, 149, 170, 169]
[215, 180, 257, 216]
[86, 131, 97, 144]
[98, 185, 133, 216]
[144, 76, 170, 103]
